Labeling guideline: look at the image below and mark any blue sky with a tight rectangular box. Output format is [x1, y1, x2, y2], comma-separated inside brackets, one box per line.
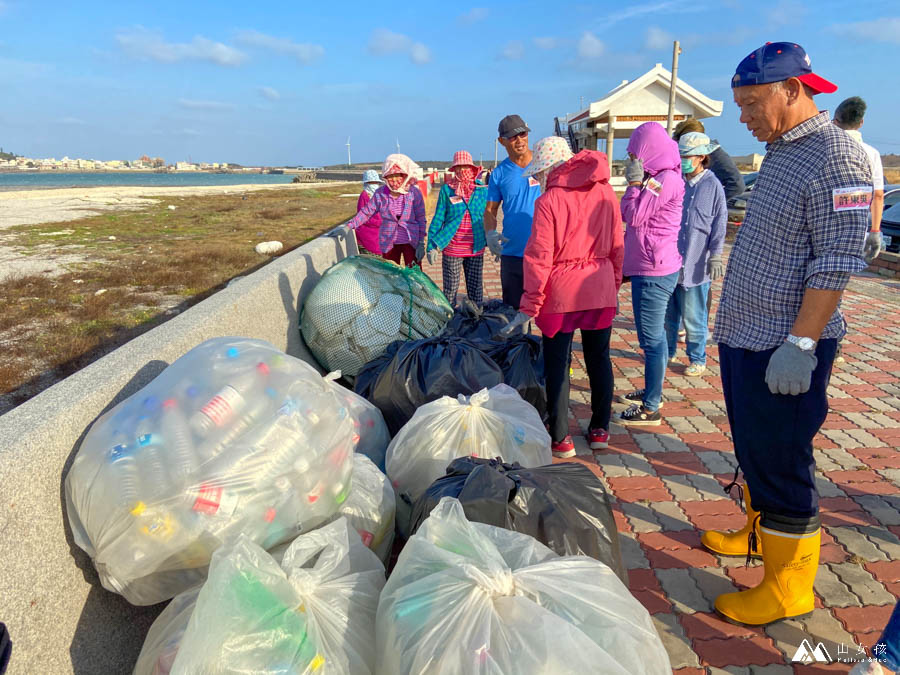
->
[1, 0, 898, 166]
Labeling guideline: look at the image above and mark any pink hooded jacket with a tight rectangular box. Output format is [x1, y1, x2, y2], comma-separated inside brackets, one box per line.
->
[520, 150, 624, 317]
[620, 122, 684, 277]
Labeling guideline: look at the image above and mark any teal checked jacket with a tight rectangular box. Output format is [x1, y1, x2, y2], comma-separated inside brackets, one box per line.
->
[426, 183, 488, 253]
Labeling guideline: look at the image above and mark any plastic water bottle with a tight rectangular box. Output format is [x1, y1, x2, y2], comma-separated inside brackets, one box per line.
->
[190, 362, 270, 437]
[109, 442, 139, 508]
[160, 398, 197, 483]
[134, 416, 170, 498]
[254, 399, 309, 487]
[195, 388, 277, 463]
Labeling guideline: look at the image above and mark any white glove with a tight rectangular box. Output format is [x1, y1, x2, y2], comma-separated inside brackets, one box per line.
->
[426, 248, 438, 265]
[863, 231, 883, 264]
[499, 311, 531, 337]
[486, 230, 508, 261]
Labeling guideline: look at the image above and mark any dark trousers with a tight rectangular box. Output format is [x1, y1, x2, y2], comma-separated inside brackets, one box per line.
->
[719, 339, 837, 525]
[500, 255, 524, 309]
[442, 253, 484, 306]
[543, 327, 613, 443]
[383, 243, 416, 267]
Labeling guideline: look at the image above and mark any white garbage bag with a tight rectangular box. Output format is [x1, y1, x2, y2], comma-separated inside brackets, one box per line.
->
[324, 373, 390, 470]
[377, 498, 671, 675]
[134, 518, 385, 674]
[386, 384, 550, 508]
[333, 454, 395, 565]
[65, 337, 356, 605]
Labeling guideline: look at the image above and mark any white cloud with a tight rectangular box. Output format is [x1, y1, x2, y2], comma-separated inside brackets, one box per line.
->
[235, 30, 324, 64]
[368, 29, 432, 64]
[501, 40, 525, 60]
[459, 7, 489, 24]
[645, 26, 674, 49]
[177, 99, 235, 111]
[533, 36, 559, 50]
[577, 31, 605, 60]
[0, 2, 8, 15]
[829, 17, 900, 44]
[768, 0, 808, 26]
[258, 86, 281, 101]
[57, 117, 87, 126]
[115, 27, 246, 66]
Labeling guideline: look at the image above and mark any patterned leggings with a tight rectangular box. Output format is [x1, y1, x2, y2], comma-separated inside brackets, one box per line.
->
[442, 253, 484, 305]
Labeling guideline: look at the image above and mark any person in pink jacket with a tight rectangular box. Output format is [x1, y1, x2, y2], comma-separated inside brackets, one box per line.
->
[501, 137, 624, 458]
[354, 169, 384, 254]
[616, 122, 684, 427]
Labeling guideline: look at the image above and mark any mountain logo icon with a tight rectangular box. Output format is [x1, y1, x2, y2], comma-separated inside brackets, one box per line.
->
[792, 639, 832, 664]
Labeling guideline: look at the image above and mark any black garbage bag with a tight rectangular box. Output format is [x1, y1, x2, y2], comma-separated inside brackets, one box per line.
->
[353, 336, 504, 436]
[0, 622, 10, 675]
[482, 335, 546, 420]
[408, 457, 626, 582]
[441, 298, 518, 342]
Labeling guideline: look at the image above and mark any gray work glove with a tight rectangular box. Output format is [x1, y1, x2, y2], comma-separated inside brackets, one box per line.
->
[499, 311, 530, 337]
[486, 230, 508, 261]
[624, 157, 644, 184]
[765, 341, 817, 396]
[415, 240, 426, 262]
[707, 254, 724, 281]
[863, 231, 883, 264]
[426, 247, 438, 265]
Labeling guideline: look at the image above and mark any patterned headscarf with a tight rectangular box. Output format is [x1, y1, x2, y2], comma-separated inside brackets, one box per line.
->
[522, 136, 573, 191]
[382, 153, 418, 195]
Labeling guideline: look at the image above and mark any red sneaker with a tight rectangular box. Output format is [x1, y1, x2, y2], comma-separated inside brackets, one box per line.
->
[551, 435, 576, 458]
[588, 427, 609, 450]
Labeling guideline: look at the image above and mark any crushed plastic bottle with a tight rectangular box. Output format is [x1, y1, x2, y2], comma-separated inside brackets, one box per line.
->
[190, 363, 270, 437]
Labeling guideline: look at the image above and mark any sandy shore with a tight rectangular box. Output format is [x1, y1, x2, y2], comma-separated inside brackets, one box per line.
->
[0, 181, 353, 230]
[0, 181, 353, 280]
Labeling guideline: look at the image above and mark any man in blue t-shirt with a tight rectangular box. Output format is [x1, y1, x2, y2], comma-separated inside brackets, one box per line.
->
[485, 114, 542, 309]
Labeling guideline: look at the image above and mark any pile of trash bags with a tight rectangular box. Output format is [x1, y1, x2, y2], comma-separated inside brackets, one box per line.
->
[300, 256, 453, 378]
[134, 518, 385, 674]
[378, 498, 671, 674]
[441, 297, 519, 342]
[65, 337, 356, 605]
[409, 457, 626, 582]
[385, 384, 551, 528]
[354, 336, 505, 435]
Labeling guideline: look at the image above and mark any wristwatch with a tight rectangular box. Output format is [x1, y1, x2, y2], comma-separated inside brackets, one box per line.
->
[786, 334, 816, 351]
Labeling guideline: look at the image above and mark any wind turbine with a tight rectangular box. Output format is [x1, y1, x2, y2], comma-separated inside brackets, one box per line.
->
[396, 138, 400, 154]
[346, 137, 351, 167]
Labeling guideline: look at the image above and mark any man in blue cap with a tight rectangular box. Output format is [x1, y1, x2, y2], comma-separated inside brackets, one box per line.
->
[703, 42, 871, 626]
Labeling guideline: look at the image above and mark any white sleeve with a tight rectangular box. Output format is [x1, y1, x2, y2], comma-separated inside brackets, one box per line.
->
[866, 143, 884, 191]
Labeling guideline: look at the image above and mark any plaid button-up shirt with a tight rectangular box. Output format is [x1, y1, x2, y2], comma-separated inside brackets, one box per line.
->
[713, 112, 871, 351]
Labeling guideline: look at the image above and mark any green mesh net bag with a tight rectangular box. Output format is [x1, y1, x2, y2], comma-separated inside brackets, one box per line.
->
[300, 256, 453, 377]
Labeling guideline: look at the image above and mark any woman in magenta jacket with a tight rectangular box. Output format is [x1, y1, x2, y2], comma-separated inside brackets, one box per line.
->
[354, 169, 384, 255]
[502, 136, 624, 458]
[616, 122, 684, 427]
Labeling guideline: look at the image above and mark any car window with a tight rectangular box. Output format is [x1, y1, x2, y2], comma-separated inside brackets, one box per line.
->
[883, 202, 900, 223]
[885, 189, 900, 210]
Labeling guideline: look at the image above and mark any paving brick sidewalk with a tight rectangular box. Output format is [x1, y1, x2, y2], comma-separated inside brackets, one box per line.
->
[422, 253, 900, 674]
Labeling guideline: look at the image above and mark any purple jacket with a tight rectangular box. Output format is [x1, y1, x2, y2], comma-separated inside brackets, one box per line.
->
[621, 122, 684, 277]
[347, 185, 426, 254]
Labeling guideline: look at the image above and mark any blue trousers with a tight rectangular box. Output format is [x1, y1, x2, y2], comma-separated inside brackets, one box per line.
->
[500, 255, 524, 310]
[665, 282, 710, 365]
[875, 601, 900, 672]
[631, 272, 679, 411]
[719, 340, 837, 524]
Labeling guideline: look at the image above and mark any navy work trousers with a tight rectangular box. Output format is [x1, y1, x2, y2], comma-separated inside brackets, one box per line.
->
[719, 339, 837, 523]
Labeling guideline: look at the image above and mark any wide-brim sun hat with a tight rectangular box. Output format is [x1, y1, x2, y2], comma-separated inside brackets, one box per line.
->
[362, 169, 383, 184]
[522, 136, 573, 177]
[448, 150, 479, 172]
[678, 132, 720, 157]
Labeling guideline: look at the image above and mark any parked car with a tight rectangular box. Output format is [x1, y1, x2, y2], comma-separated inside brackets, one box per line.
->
[884, 186, 900, 210]
[727, 172, 758, 223]
[881, 201, 900, 253]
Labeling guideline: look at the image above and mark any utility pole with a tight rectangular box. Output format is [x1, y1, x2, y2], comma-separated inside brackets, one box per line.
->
[580, 95, 584, 110]
[666, 40, 682, 135]
[396, 138, 400, 154]
[494, 138, 498, 168]
[346, 137, 351, 167]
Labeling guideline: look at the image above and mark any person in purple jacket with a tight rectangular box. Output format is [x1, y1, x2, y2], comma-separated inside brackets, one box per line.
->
[665, 132, 728, 377]
[616, 122, 684, 426]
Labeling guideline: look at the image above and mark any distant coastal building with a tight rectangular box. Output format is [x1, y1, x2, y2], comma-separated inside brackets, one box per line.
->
[555, 63, 723, 171]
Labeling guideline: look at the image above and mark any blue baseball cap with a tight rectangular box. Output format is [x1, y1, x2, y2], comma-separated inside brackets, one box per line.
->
[731, 42, 837, 94]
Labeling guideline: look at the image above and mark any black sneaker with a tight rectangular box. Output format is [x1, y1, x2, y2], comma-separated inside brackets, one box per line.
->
[616, 389, 664, 409]
[617, 404, 662, 426]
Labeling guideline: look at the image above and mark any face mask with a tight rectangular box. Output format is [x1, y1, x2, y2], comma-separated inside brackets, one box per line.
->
[364, 182, 380, 196]
[681, 157, 696, 174]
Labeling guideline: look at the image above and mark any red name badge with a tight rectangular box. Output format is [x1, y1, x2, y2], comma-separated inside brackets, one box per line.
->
[832, 186, 873, 211]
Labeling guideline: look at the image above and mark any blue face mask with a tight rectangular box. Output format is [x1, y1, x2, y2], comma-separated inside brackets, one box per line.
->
[681, 157, 696, 174]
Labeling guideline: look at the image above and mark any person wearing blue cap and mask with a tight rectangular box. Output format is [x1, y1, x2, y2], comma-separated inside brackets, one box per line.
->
[664, 132, 727, 378]
[705, 42, 871, 627]
[354, 169, 384, 255]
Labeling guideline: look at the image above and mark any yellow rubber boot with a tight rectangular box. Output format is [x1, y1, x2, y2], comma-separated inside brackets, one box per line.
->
[715, 527, 820, 626]
[701, 485, 762, 558]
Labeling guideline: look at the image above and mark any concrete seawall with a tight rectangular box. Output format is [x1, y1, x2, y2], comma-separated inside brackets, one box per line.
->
[0, 225, 359, 674]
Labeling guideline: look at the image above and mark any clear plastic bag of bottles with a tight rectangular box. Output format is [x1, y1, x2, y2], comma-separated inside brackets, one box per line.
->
[324, 373, 390, 471]
[385, 384, 551, 530]
[64, 337, 356, 606]
[332, 454, 395, 566]
[377, 498, 671, 675]
[134, 518, 385, 675]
